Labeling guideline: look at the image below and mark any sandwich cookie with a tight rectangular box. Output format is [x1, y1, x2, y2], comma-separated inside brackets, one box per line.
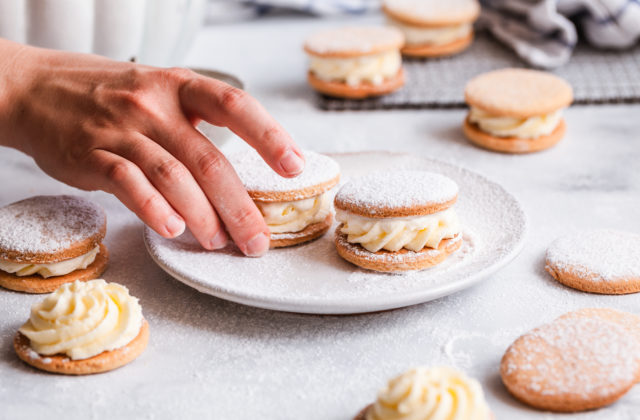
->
[464, 68, 573, 153]
[383, 0, 480, 57]
[501, 310, 640, 412]
[229, 149, 340, 248]
[304, 26, 405, 99]
[545, 229, 640, 294]
[334, 171, 462, 272]
[354, 366, 493, 420]
[0, 195, 108, 294]
[14, 279, 149, 375]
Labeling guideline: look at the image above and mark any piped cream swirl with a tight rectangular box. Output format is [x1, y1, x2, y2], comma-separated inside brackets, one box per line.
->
[19, 280, 143, 360]
[257, 192, 331, 234]
[336, 208, 460, 252]
[309, 50, 402, 86]
[367, 367, 492, 420]
[469, 106, 563, 139]
[0, 246, 99, 278]
[389, 19, 472, 46]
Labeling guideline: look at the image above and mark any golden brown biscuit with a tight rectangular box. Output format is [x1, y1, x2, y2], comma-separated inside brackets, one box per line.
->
[15, 320, 149, 375]
[0, 243, 109, 294]
[545, 229, 640, 295]
[400, 33, 474, 58]
[307, 69, 405, 100]
[501, 315, 640, 412]
[270, 215, 333, 248]
[304, 26, 404, 58]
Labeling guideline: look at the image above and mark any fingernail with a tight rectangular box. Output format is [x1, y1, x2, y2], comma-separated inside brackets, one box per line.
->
[244, 232, 270, 257]
[165, 215, 185, 237]
[210, 231, 228, 249]
[280, 150, 305, 176]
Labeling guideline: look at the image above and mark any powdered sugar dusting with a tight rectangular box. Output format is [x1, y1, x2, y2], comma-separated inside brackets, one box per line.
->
[228, 149, 340, 196]
[0, 195, 105, 260]
[336, 170, 458, 214]
[546, 229, 640, 281]
[304, 26, 404, 55]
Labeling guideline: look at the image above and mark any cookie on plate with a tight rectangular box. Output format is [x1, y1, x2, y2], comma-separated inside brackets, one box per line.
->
[501, 311, 640, 412]
[304, 26, 405, 99]
[14, 279, 149, 375]
[463, 68, 573, 153]
[355, 366, 492, 420]
[545, 229, 640, 294]
[383, 0, 480, 57]
[334, 170, 462, 272]
[229, 149, 340, 248]
[0, 195, 108, 294]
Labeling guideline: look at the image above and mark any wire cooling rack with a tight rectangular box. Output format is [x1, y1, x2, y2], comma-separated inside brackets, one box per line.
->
[317, 32, 640, 111]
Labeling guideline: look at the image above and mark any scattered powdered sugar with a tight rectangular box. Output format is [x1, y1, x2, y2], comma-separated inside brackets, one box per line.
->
[0, 195, 105, 259]
[304, 26, 404, 55]
[546, 229, 640, 281]
[336, 170, 459, 214]
[227, 149, 340, 195]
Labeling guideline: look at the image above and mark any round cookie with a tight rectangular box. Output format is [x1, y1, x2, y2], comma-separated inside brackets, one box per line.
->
[229, 149, 340, 248]
[463, 68, 573, 154]
[401, 33, 474, 58]
[501, 316, 640, 412]
[545, 229, 640, 294]
[304, 26, 405, 99]
[0, 195, 108, 293]
[334, 171, 462, 272]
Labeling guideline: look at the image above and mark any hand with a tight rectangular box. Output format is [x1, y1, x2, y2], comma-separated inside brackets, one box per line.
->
[0, 39, 305, 256]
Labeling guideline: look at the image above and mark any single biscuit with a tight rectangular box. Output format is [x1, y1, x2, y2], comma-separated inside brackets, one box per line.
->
[307, 68, 405, 99]
[382, 0, 480, 27]
[559, 308, 640, 346]
[463, 117, 566, 154]
[0, 243, 109, 294]
[545, 229, 640, 295]
[14, 319, 149, 375]
[271, 214, 333, 248]
[336, 231, 462, 272]
[501, 316, 640, 412]
[0, 195, 106, 264]
[401, 32, 473, 57]
[304, 26, 404, 58]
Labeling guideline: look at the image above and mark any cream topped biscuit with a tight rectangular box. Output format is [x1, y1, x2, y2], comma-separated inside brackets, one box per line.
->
[0, 195, 109, 293]
[14, 279, 149, 375]
[334, 171, 462, 272]
[304, 26, 405, 99]
[463, 68, 573, 153]
[229, 149, 340, 248]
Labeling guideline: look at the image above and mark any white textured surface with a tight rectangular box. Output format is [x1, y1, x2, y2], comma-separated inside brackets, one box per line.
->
[304, 26, 404, 55]
[0, 13, 640, 420]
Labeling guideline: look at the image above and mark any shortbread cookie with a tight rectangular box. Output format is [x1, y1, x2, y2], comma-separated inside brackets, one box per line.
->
[383, 0, 479, 57]
[0, 195, 108, 293]
[304, 26, 405, 99]
[15, 280, 148, 375]
[229, 149, 340, 248]
[501, 314, 640, 412]
[334, 171, 462, 272]
[355, 366, 492, 420]
[463, 68, 573, 153]
[545, 229, 640, 294]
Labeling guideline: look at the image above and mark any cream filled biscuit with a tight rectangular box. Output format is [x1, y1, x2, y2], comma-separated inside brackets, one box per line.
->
[0, 195, 108, 293]
[304, 26, 405, 99]
[355, 366, 492, 420]
[14, 279, 149, 375]
[334, 171, 462, 272]
[383, 0, 479, 57]
[229, 149, 340, 248]
[463, 68, 573, 153]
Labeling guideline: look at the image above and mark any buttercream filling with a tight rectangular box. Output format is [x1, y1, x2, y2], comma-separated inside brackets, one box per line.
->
[309, 50, 402, 86]
[256, 192, 331, 234]
[469, 106, 563, 139]
[336, 208, 460, 253]
[19, 279, 143, 360]
[0, 246, 100, 278]
[367, 366, 492, 420]
[388, 19, 473, 46]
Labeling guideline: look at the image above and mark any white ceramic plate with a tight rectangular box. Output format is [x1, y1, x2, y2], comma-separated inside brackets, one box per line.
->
[144, 152, 527, 314]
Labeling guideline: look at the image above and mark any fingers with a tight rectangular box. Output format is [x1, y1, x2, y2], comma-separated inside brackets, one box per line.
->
[178, 76, 305, 178]
[86, 149, 186, 239]
[108, 133, 228, 250]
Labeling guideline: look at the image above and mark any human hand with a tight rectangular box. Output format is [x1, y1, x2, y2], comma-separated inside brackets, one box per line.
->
[0, 40, 305, 257]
